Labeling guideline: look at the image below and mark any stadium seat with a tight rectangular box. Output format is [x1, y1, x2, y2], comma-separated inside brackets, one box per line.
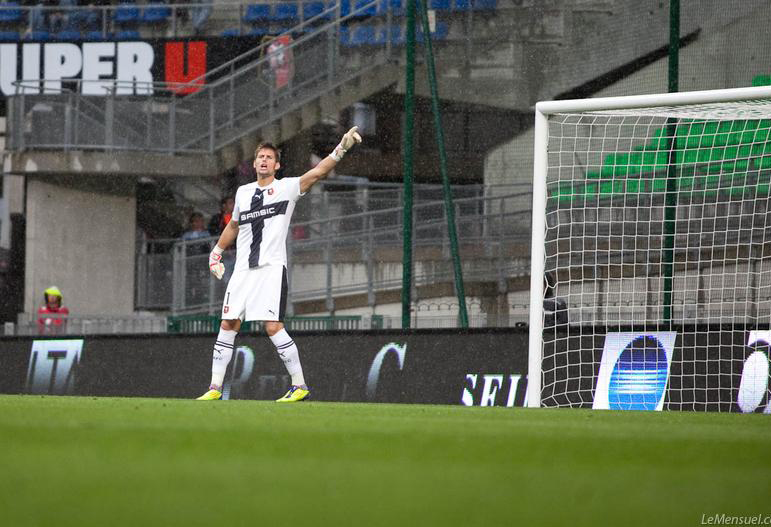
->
[302, 1, 325, 20]
[142, 5, 172, 24]
[67, 9, 101, 32]
[349, 24, 376, 45]
[25, 30, 50, 41]
[0, 2, 22, 23]
[85, 30, 110, 40]
[115, 29, 141, 39]
[354, 0, 377, 16]
[247, 26, 270, 37]
[244, 4, 271, 23]
[114, 2, 140, 25]
[471, 0, 496, 9]
[0, 30, 19, 41]
[387, 23, 403, 44]
[373, 23, 387, 44]
[378, 0, 404, 17]
[221, 27, 241, 37]
[432, 20, 448, 39]
[54, 29, 82, 40]
[326, 0, 351, 18]
[429, 0, 451, 10]
[452, 0, 470, 10]
[339, 24, 350, 45]
[416, 20, 447, 41]
[271, 3, 298, 22]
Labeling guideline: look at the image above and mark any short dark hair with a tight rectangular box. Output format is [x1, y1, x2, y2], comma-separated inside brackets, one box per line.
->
[255, 142, 281, 163]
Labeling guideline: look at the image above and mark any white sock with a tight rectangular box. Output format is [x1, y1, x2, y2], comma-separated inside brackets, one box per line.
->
[270, 329, 305, 386]
[210, 328, 237, 390]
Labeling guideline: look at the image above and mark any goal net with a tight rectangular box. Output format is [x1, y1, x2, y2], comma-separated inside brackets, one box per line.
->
[528, 86, 771, 412]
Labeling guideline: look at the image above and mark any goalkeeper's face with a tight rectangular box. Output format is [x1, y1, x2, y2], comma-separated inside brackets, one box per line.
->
[254, 148, 280, 177]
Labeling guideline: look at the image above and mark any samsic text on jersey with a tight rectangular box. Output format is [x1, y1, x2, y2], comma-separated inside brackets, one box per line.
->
[231, 177, 304, 270]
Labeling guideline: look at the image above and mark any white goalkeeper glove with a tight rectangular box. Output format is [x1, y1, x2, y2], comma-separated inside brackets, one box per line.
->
[209, 245, 225, 280]
[329, 126, 362, 162]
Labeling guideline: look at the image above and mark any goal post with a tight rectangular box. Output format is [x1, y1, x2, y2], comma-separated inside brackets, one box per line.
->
[528, 85, 771, 411]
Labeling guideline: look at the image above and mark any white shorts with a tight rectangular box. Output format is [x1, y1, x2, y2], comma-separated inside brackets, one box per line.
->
[221, 264, 288, 322]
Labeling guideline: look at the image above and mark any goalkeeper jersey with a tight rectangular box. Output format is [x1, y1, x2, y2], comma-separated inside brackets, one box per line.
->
[232, 177, 304, 270]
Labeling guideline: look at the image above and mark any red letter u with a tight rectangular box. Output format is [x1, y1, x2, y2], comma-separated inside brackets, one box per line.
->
[165, 41, 206, 94]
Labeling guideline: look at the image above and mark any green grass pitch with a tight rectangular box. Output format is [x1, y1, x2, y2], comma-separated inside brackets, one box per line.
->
[0, 395, 769, 527]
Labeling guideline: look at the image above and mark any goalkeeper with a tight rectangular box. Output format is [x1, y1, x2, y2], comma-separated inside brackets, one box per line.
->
[197, 126, 362, 402]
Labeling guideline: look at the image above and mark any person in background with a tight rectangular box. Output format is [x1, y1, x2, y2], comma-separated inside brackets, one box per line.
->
[543, 271, 568, 329]
[189, 0, 211, 35]
[37, 286, 69, 334]
[181, 211, 211, 256]
[208, 197, 235, 236]
[181, 212, 214, 304]
[27, 2, 47, 37]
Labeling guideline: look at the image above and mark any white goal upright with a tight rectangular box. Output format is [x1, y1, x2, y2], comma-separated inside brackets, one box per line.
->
[528, 86, 771, 412]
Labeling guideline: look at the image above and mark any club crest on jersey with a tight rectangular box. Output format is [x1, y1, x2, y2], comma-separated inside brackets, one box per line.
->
[224, 306, 229, 313]
[268, 188, 274, 195]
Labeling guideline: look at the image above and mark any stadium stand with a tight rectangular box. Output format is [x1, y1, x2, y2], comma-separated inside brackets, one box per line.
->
[54, 29, 81, 40]
[0, 0, 477, 42]
[113, 1, 141, 26]
[12, 0, 707, 333]
[379, 0, 404, 17]
[25, 30, 50, 41]
[302, 1, 324, 20]
[548, 118, 771, 209]
[271, 2, 299, 23]
[0, 1, 22, 24]
[85, 30, 109, 40]
[141, 3, 171, 24]
[556, 119, 771, 191]
[347, 24, 376, 46]
[114, 28, 141, 39]
[472, 0, 496, 9]
[354, 0, 376, 17]
[429, 0, 451, 10]
[243, 3, 271, 23]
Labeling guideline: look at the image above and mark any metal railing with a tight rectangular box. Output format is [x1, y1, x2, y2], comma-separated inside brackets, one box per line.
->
[5, 0, 505, 155]
[135, 183, 534, 314]
[4, 310, 534, 335]
[5, 312, 387, 336]
[6, 0, 394, 154]
[9, 313, 168, 336]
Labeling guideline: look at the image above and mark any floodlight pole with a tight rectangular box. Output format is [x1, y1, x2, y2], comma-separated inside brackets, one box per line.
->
[417, 0, 469, 328]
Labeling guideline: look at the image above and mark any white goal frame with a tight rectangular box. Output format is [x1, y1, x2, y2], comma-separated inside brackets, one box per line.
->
[527, 85, 771, 408]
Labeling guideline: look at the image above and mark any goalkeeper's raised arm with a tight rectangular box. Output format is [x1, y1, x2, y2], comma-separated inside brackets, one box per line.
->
[299, 126, 362, 194]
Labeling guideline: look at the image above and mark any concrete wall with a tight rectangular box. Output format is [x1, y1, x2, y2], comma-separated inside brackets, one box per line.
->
[24, 178, 136, 317]
[484, 1, 771, 189]
[0, 117, 24, 250]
